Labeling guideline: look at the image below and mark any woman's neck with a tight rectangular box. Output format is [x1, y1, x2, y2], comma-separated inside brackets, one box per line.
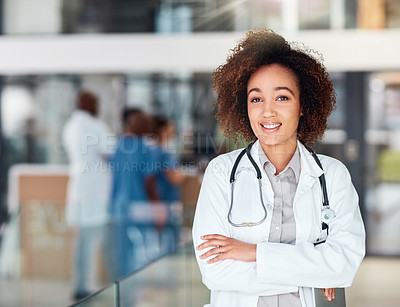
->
[260, 141, 297, 175]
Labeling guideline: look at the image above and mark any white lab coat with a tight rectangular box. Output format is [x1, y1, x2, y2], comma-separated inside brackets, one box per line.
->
[192, 140, 365, 307]
[62, 110, 115, 227]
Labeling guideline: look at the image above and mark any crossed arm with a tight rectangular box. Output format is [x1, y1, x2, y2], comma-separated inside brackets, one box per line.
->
[197, 234, 336, 301]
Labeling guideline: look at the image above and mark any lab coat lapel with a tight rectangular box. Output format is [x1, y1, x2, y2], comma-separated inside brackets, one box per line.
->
[294, 142, 325, 243]
[294, 141, 323, 202]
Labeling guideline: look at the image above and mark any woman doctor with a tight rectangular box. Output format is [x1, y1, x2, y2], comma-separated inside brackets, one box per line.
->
[192, 29, 365, 307]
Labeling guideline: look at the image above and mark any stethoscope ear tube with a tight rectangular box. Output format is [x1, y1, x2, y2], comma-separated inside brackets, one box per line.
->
[305, 146, 330, 208]
[245, 143, 262, 179]
[229, 147, 247, 183]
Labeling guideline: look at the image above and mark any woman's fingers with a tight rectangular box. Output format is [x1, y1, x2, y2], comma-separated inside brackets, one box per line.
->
[325, 289, 332, 301]
[197, 235, 257, 263]
[201, 234, 228, 241]
[206, 252, 226, 264]
[196, 234, 228, 251]
[323, 289, 330, 301]
[323, 288, 336, 301]
[196, 235, 228, 261]
[196, 239, 224, 251]
[199, 246, 223, 260]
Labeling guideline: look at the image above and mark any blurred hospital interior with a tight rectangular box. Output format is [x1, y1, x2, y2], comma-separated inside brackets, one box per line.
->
[0, 0, 400, 306]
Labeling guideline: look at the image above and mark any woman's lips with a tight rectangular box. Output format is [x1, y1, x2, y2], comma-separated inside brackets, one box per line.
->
[261, 123, 281, 129]
[260, 123, 282, 132]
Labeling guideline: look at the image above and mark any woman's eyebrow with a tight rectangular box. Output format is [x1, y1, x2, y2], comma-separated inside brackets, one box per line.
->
[274, 86, 295, 97]
[247, 88, 261, 95]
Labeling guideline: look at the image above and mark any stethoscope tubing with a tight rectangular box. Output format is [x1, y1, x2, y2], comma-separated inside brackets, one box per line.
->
[227, 142, 334, 234]
[228, 178, 267, 227]
[228, 142, 267, 227]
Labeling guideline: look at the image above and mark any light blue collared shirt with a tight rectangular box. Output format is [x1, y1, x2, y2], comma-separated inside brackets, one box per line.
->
[257, 145, 302, 307]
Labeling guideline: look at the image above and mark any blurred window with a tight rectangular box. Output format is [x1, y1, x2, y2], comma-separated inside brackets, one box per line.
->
[299, 0, 330, 30]
[365, 72, 400, 256]
[315, 72, 346, 166]
[155, 4, 193, 33]
[231, 0, 284, 32]
[327, 72, 346, 130]
[3, 0, 62, 34]
[0, 0, 372, 35]
[387, 0, 400, 28]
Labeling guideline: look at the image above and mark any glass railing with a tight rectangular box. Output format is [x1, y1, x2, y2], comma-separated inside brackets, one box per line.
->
[69, 243, 209, 307]
[69, 284, 118, 307]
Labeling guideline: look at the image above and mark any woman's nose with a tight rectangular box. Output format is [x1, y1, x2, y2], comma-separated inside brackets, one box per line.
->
[262, 100, 276, 117]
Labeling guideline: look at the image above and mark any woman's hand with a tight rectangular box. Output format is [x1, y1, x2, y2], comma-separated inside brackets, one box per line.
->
[323, 288, 336, 301]
[196, 234, 256, 264]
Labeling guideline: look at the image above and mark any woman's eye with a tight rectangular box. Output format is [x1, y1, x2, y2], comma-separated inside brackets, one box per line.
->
[250, 97, 261, 102]
[277, 96, 289, 101]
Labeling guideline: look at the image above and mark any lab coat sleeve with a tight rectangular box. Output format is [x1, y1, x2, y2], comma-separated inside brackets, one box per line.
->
[256, 160, 366, 288]
[192, 157, 297, 296]
[99, 122, 116, 159]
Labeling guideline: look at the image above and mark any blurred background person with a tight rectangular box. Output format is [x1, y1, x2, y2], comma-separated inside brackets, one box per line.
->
[62, 90, 115, 301]
[109, 109, 164, 278]
[153, 115, 184, 254]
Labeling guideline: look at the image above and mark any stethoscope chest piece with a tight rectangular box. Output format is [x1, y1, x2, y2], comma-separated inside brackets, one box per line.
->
[321, 208, 336, 224]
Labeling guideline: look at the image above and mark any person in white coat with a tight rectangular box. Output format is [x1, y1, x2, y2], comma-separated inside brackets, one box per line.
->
[192, 29, 365, 307]
[63, 90, 115, 301]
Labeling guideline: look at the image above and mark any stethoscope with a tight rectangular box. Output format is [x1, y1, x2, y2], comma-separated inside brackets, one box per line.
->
[228, 142, 335, 245]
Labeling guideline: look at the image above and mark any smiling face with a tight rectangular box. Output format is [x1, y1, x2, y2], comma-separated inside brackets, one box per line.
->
[247, 64, 302, 155]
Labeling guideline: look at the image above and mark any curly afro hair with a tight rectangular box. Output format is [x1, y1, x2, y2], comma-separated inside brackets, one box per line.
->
[213, 29, 336, 147]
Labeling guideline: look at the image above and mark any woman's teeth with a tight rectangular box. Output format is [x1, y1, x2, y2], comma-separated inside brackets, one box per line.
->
[261, 123, 281, 129]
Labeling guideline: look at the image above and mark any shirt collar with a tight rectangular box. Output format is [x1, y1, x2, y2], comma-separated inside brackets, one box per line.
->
[258, 145, 301, 183]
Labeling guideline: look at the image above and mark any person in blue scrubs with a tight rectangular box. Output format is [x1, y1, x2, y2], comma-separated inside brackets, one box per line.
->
[109, 109, 159, 277]
[152, 116, 184, 253]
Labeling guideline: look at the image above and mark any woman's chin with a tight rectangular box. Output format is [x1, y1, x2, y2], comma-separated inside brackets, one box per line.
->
[256, 136, 298, 152]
